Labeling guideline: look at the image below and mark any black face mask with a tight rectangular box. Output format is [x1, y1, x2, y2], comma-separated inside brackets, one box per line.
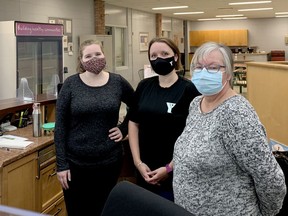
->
[150, 56, 176, 75]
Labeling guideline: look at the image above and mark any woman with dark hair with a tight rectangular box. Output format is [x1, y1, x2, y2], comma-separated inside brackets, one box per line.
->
[128, 37, 200, 201]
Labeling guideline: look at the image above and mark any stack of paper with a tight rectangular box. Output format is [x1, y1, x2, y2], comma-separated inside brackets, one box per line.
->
[0, 135, 33, 149]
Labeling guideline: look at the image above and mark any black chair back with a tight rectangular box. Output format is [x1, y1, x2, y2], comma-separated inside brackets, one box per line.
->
[101, 181, 194, 216]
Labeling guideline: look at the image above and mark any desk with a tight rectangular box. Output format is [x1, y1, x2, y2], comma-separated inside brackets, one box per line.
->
[246, 61, 288, 145]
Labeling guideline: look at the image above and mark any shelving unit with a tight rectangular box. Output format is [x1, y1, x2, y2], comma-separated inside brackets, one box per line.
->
[233, 63, 247, 93]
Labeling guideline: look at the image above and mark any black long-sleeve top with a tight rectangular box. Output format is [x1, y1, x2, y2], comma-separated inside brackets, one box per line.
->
[54, 73, 134, 171]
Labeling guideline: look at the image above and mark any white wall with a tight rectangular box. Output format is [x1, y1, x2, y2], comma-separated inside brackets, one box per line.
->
[131, 10, 156, 85]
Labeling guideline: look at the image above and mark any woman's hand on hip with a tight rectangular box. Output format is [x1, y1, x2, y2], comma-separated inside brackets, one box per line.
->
[109, 127, 123, 142]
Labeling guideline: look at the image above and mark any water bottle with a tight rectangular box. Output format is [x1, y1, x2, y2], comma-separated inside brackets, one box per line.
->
[32, 103, 42, 137]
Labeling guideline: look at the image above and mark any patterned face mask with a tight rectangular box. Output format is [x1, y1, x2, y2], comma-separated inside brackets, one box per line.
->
[81, 57, 106, 74]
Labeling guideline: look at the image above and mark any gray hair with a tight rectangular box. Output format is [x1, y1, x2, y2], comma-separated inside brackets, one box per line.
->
[190, 42, 234, 87]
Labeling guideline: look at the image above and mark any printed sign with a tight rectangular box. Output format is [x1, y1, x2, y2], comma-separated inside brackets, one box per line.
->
[15, 21, 63, 36]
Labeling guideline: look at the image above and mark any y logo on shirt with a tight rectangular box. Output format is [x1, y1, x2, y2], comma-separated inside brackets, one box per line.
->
[166, 102, 176, 113]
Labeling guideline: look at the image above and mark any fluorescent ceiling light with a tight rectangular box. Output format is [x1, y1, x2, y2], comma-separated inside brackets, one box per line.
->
[174, 12, 204, 15]
[238, 8, 273, 11]
[275, 12, 288, 15]
[222, 17, 248, 20]
[276, 15, 288, 18]
[229, 1, 271, 5]
[152, 6, 188, 10]
[216, 14, 244, 17]
[197, 18, 222, 21]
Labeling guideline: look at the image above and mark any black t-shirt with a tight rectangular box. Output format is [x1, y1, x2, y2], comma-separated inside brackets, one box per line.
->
[129, 75, 200, 169]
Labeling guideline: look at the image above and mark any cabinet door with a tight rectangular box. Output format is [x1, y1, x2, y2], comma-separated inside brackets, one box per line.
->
[204, 30, 220, 44]
[190, 31, 205, 46]
[42, 196, 66, 216]
[2, 153, 37, 211]
[190, 29, 248, 47]
[220, 30, 248, 46]
[190, 30, 220, 46]
[38, 158, 63, 212]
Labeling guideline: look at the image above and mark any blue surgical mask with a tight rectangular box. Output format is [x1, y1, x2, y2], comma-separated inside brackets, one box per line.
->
[191, 68, 224, 96]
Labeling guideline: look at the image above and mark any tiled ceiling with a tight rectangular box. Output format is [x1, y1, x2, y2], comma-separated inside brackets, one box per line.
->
[104, 0, 288, 21]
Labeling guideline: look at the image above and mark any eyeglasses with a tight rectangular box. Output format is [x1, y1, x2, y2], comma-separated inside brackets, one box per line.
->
[191, 64, 226, 73]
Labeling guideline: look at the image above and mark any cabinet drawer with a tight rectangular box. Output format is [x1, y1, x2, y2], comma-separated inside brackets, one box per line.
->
[40, 162, 63, 211]
[42, 196, 66, 216]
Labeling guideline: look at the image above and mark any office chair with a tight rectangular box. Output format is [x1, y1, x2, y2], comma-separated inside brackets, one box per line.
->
[101, 181, 194, 216]
[138, 68, 144, 80]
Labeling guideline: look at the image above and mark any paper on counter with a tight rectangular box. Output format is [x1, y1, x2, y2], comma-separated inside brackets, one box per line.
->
[0, 135, 33, 149]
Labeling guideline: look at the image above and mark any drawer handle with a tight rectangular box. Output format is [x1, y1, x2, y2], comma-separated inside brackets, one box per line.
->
[52, 207, 62, 216]
[36, 157, 40, 179]
[49, 171, 57, 177]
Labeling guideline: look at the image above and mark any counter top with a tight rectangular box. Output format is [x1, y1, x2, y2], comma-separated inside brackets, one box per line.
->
[0, 94, 57, 116]
[235, 53, 267, 56]
[246, 61, 288, 69]
[0, 125, 54, 167]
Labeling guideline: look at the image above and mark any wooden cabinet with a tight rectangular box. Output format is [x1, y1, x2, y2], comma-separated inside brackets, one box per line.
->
[190, 30, 219, 46]
[42, 196, 66, 216]
[36, 144, 66, 214]
[219, 30, 248, 46]
[38, 161, 62, 211]
[0, 144, 66, 215]
[0, 97, 63, 214]
[190, 29, 248, 46]
[1, 153, 38, 211]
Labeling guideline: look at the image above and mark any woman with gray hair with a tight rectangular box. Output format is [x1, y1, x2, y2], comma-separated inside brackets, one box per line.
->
[173, 41, 286, 215]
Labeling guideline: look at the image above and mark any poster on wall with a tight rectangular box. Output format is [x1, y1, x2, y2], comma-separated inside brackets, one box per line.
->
[139, 32, 149, 52]
[48, 17, 73, 54]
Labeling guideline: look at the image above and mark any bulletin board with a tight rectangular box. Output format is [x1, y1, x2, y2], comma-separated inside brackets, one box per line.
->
[48, 17, 73, 53]
[139, 32, 149, 52]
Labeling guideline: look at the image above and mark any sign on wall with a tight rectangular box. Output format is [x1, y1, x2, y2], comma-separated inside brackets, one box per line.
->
[139, 32, 149, 52]
[48, 17, 73, 54]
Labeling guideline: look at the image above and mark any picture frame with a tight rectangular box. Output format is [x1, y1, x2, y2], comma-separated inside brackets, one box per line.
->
[48, 17, 73, 53]
[139, 32, 149, 52]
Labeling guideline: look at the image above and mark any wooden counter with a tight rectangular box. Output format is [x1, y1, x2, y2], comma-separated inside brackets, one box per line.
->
[234, 53, 268, 62]
[0, 125, 54, 167]
[0, 94, 57, 127]
[0, 125, 66, 215]
[0, 95, 56, 116]
[246, 61, 288, 146]
[0, 94, 65, 215]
